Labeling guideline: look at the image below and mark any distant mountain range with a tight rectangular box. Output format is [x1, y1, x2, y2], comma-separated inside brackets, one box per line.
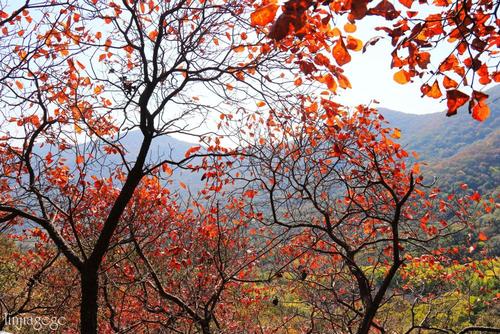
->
[35, 86, 497, 195]
[121, 85, 499, 194]
[380, 85, 499, 194]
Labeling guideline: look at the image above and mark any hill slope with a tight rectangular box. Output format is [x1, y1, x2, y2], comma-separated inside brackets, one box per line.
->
[380, 85, 500, 193]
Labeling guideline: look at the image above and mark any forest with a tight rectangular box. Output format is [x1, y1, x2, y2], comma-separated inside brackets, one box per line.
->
[0, 0, 498, 333]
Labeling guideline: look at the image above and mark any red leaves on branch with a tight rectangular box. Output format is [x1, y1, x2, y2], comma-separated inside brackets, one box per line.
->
[249, 0, 497, 120]
[184, 146, 201, 158]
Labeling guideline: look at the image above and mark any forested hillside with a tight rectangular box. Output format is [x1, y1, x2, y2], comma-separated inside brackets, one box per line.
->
[381, 85, 499, 193]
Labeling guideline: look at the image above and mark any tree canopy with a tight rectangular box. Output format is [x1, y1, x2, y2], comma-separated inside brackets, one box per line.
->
[0, 0, 498, 333]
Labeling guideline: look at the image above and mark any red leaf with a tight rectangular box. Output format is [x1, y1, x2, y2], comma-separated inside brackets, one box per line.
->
[268, 13, 292, 41]
[398, 0, 413, 8]
[446, 89, 469, 116]
[471, 101, 490, 121]
[185, 146, 201, 158]
[443, 76, 458, 89]
[332, 39, 351, 66]
[350, 0, 369, 20]
[368, 0, 400, 20]
[244, 189, 257, 199]
[470, 191, 481, 202]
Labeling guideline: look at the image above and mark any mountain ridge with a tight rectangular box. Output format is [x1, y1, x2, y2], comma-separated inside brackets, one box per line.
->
[379, 85, 499, 193]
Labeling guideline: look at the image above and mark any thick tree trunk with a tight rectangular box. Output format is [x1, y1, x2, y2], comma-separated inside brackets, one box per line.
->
[80, 269, 99, 334]
[200, 321, 211, 334]
[357, 305, 378, 334]
[357, 262, 401, 334]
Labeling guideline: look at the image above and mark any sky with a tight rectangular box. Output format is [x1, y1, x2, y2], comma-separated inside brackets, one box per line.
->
[336, 47, 448, 114]
[330, 15, 448, 115]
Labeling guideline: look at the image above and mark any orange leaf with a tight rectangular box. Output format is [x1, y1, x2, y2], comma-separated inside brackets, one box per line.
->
[478, 232, 488, 241]
[233, 45, 245, 53]
[415, 52, 430, 69]
[346, 36, 363, 52]
[471, 101, 490, 121]
[391, 128, 401, 139]
[243, 189, 257, 199]
[162, 164, 173, 176]
[15, 81, 24, 89]
[494, 72, 500, 82]
[337, 73, 351, 89]
[185, 146, 201, 158]
[443, 76, 458, 89]
[332, 39, 351, 66]
[148, 30, 158, 40]
[324, 74, 337, 93]
[344, 23, 357, 33]
[398, 0, 413, 8]
[179, 181, 187, 190]
[421, 80, 442, 98]
[76, 155, 84, 164]
[250, 4, 279, 27]
[256, 101, 266, 108]
[393, 69, 410, 84]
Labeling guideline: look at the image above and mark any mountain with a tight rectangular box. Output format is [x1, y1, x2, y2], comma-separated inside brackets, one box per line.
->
[121, 132, 205, 191]
[34, 132, 206, 192]
[380, 85, 500, 193]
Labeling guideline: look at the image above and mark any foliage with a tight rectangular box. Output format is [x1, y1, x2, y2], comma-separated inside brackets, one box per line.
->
[0, 1, 498, 334]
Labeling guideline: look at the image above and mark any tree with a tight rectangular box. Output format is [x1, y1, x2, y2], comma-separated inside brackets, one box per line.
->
[0, 0, 297, 332]
[232, 100, 497, 333]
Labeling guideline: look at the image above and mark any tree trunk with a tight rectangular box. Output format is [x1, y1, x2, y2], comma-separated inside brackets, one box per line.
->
[81, 269, 99, 334]
[200, 321, 211, 334]
[357, 305, 378, 334]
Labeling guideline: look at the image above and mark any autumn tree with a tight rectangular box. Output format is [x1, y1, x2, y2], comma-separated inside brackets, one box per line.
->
[0, 0, 304, 332]
[93, 179, 287, 333]
[232, 99, 497, 333]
